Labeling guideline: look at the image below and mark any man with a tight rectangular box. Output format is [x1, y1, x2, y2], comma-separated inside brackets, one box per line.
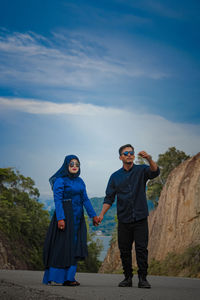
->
[98, 144, 160, 288]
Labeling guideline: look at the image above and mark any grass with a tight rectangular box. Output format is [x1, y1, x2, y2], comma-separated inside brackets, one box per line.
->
[148, 244, 200, 278]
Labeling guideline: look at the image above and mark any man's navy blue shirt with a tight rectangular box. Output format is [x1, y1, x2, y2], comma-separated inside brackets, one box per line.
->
[104, 164, 160, 223]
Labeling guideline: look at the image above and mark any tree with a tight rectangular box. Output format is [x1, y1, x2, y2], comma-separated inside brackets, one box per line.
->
[146, 147, 190, 206]
[157, 147, 190, 184]
[0, 168, 50, 269]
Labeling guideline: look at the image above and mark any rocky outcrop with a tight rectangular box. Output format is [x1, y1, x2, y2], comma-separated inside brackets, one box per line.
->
[0, 231, 29, 270]
[0, 237, 14, 269]
[99, 153, 200, 273]
[148, 152, 200, 261]
[99, 238, 121, 273]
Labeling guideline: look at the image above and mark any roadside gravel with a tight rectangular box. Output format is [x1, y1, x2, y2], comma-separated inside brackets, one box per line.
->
[0, 279, 72, 300]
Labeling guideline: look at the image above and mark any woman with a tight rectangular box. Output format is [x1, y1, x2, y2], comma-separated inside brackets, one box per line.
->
[43, 154, 99, 286]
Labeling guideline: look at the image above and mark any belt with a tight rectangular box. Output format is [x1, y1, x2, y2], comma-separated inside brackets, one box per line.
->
[63, 199, 72, 202]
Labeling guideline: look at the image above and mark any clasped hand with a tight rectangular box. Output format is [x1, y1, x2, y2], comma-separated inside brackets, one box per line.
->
[93, 216, 101, 226]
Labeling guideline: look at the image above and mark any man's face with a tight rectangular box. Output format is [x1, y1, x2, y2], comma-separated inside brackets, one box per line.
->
[119, 147, 135, 165]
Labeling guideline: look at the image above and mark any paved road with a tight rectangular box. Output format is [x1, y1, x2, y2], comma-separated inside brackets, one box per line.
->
[0, 270, 200, 300]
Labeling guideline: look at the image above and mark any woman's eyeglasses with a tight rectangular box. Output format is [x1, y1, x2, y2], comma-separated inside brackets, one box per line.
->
[69, 162, 80, 168]
[122, 151, 134, 156]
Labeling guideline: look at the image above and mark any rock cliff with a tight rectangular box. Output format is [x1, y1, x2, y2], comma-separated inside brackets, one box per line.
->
[0, 231, 29, 270]
[148, 152, 200, 260]
[99, 153, 200, 273]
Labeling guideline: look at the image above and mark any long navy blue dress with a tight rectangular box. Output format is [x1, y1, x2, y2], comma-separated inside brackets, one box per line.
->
[43, 159, 96, 284]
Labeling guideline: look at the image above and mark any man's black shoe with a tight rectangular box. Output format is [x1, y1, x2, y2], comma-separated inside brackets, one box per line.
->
[138, 275, 151, 288]
[118, 276, 132, 287]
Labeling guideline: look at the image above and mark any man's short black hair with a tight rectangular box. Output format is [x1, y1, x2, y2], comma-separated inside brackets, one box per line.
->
[119, 144, 134, 156]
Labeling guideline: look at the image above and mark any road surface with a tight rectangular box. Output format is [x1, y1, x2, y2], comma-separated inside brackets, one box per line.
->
[0, 270, 199, 300]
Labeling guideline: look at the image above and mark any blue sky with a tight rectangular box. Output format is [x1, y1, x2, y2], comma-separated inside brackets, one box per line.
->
[0, 0, 200, 198]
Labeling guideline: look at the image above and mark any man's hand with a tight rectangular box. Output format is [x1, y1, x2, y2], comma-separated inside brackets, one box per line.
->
[138, 151, 158, 172]
[98, 213, 104, 223]
[93, 216, 100, 226]
[138, 151, 152, 161]
[58, 219, 65, 230]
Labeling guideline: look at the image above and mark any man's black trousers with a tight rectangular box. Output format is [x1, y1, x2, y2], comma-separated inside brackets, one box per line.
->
[118, 218, 149, 278]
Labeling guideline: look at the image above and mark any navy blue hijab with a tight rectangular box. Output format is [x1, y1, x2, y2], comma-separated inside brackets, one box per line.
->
[49, 155, 80, 189]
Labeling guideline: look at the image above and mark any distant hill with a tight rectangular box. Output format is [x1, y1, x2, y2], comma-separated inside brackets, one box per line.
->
[39, 197, 53, 211]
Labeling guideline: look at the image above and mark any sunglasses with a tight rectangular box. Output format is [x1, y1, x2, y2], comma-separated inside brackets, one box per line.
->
[69, 162, 80, 168]
[122, 151, 134, 156]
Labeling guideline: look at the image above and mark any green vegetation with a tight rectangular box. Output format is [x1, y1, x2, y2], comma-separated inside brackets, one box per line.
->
[148, 245, 200, 278]
[106, 245, 200, 278]
[77, 216, 103, 272]
[144, 147, 189, 206]
[0, 168, 50, 269]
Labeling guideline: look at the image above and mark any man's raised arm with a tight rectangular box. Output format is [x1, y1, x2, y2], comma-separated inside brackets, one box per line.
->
[138, 151, 158, 172]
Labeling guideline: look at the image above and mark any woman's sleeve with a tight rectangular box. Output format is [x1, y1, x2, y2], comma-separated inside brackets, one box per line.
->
[82, 182, 97, 218]
[53, 177, 65, 221]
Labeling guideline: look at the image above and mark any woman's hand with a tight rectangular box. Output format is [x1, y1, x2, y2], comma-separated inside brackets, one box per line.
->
[58, 219, 65, 230]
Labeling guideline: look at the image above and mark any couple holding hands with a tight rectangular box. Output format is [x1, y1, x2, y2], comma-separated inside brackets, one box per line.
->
[43, 144, 159, 289]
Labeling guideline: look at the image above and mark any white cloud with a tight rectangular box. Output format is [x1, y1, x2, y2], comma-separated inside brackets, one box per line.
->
[0, 97, 199, 198]
[0, 30, 170, 92]
[0, 97, 121, 116]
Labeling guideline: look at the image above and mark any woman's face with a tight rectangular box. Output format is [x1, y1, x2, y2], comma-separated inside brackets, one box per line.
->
[68, 159, 80, 174]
